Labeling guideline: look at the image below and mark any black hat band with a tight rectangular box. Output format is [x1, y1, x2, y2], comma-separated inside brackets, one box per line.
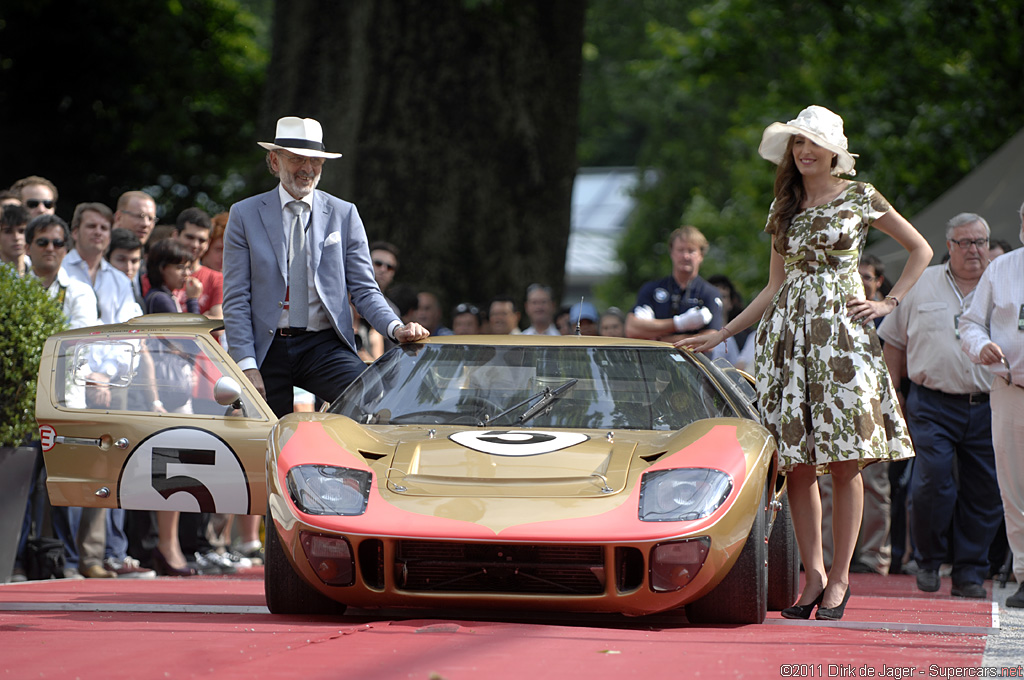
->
[274, 137, 326, 151]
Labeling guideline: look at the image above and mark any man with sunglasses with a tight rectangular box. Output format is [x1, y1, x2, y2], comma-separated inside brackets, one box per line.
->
[879, 212, 1002, 599]
[224, 116, 429, 418]
[11, 175, 58, 218]
[27, 214, 98, 329]
[23, 214, 98, 580]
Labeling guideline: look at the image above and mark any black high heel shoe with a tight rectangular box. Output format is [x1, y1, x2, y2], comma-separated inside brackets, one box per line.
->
[815, 585, 851, 621]
[152, 548, 196, 577]
[781, 589, 824, 619]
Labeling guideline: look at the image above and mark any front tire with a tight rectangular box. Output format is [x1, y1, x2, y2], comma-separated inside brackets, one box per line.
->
[264, 507, 347, 616]
[685, 484, 768, 625]
[767, 491, 800, 610]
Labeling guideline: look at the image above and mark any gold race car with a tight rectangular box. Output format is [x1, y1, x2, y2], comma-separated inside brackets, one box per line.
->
[36, 315, 797, 623]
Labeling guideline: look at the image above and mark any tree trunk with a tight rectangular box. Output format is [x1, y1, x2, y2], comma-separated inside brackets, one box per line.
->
[262, 0, 585, 313]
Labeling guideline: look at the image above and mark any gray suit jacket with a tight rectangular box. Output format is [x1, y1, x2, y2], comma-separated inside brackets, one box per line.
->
[223, 187, 398, 367]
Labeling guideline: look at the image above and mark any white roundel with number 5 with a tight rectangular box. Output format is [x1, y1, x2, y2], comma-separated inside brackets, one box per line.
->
[119, 427, 250, 514]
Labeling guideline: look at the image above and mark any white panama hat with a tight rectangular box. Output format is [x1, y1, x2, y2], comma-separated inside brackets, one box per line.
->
[257, 116, 342, 159]
[758, 105, 857, 176]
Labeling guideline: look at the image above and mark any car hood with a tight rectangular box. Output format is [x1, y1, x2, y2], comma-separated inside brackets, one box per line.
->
[382, 427, 638, 498]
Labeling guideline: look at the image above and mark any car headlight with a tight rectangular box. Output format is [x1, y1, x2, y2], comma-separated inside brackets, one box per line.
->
[638, 468, 732, 521]
[286, 465, 372, 516]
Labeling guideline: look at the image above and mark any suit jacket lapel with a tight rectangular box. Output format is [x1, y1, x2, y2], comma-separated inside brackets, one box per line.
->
[309, 190, 333, 274]
[258, 189, 287, 280]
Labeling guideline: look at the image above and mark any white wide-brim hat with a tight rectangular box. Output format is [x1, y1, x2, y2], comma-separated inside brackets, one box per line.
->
[758, 105, 857, 176]
[258, 116, 342, 159]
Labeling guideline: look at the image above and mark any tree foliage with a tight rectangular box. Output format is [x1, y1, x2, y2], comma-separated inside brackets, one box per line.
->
[0, 0, 269, 221]
[581, 0, 1024, 308]
[261, 0, 586, 309]
[0, 268, 67, 447]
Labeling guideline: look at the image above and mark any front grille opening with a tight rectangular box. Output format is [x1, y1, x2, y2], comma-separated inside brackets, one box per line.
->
[358, 539, 385, 589]
[395, 541, 605, 595]
[615, 547, 645, 592]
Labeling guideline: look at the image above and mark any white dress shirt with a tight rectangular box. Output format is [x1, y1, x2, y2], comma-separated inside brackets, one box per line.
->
[277, 184, 330, 332]
[62, 250, 143, 324]
[960, 248, 1024, 387]
[43, 268, 100, 329]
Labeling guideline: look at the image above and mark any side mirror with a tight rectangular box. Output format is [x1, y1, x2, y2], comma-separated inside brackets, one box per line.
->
[214, 376, 243, 408]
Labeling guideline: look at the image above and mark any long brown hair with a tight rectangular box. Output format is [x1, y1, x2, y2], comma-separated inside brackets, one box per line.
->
[765, 136, 803, 238]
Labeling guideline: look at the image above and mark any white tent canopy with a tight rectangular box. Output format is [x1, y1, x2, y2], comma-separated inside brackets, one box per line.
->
[866, 127, 1024, 275]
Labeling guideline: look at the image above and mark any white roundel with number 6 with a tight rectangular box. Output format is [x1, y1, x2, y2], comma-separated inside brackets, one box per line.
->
[119, 427, 250, 514]
[450, 429, 589, 457]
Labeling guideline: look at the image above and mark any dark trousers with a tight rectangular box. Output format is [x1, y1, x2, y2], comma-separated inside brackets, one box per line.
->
[908, 383, 1003, 585]
[261, 330, 368, 419]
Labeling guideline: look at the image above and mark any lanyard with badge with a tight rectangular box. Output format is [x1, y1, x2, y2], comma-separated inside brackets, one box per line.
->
[944, 266, 968, 339]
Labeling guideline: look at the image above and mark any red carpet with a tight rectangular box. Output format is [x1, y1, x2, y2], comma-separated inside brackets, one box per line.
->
[0, 570, 997, 679]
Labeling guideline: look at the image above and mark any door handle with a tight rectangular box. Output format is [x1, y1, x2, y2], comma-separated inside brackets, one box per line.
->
[53, 436, 130, 450]
[55, 436, 103, 447]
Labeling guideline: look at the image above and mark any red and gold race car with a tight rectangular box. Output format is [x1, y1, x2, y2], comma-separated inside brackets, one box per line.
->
[36, 315, 797, 623]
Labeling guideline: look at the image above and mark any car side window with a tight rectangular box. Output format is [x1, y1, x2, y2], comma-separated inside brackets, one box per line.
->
[54, 335, 258, 416]
[642, 352, 734, 430]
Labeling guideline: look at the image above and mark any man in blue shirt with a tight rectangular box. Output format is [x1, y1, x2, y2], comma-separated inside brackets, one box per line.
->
[626, 225, 723, 344]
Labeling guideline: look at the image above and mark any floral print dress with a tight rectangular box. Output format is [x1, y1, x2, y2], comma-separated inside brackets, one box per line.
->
[754, 182, 914, 473]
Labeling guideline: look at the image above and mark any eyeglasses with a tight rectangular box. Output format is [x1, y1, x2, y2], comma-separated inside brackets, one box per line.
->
[34, 237, 66, 248]
[120, 209, 157, 224]
[278, 152, 326, 169]
[25, 199, 55, 210]
[372, 259, 396, 272]
[453, 303, 479, 316]
[949, 237, 989, 250]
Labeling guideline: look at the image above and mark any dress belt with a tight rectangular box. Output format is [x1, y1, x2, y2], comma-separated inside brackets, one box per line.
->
[277, 327, 311, 337]
[784, 248, 859, 266]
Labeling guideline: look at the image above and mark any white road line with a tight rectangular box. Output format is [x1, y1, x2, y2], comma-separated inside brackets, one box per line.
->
[765, 618, 998, 635]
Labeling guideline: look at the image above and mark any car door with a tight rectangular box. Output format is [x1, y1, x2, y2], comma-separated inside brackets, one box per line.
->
[35, 316, 276, 515]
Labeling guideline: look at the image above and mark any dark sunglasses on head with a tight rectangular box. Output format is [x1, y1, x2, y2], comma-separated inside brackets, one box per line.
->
[453, 303, 479, 316]
[372, 259, 396, 272]
[34, 237, 66, 248]
[26, 199, 55, 209]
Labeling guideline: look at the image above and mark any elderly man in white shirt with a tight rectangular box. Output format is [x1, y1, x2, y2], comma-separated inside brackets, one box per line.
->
[959, 200, 1024, 609]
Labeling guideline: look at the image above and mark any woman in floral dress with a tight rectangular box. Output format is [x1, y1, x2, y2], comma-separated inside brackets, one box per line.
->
[679, 106, 932, 620]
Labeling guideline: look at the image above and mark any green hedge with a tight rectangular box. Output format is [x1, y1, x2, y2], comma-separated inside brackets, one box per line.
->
[0, 266, 68, 447]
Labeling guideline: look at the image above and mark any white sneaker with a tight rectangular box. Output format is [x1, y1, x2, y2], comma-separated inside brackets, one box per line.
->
[192, 551, 237, 575]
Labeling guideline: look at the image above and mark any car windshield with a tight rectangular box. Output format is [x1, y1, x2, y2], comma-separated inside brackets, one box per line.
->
[331, 343, 736, 430]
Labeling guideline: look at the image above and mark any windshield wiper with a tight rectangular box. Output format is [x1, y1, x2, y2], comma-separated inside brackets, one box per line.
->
[481, 378, 578, 427]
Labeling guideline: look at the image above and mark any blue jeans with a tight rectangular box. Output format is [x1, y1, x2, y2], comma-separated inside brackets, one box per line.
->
[908, 383, 1003, 585]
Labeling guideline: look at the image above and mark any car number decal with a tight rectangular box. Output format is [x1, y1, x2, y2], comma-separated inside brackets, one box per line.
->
[118, 427, 250, 514]
[39, 425, 57, 452]
[450, 429, 589, 456]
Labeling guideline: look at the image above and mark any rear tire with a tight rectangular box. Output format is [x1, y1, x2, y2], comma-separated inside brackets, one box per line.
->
[264, 507, 347, 616]
[685, 485, 768, 625]
[767, 491, 800, 611]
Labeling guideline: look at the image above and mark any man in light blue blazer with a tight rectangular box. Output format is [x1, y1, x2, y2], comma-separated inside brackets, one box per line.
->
[224, 116, 429, 417]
